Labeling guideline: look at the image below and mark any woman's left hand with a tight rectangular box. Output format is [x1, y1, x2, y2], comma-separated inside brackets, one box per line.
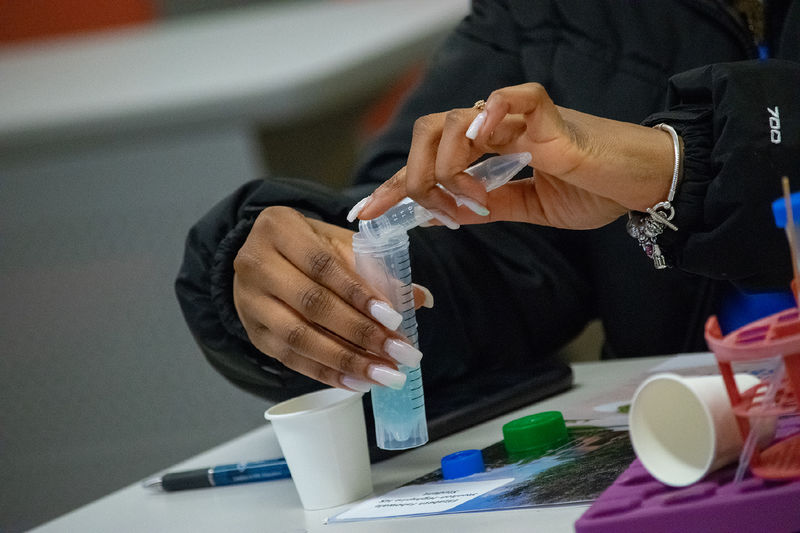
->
[354, 83, 675, 230]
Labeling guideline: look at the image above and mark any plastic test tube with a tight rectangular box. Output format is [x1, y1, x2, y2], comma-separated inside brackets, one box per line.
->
[352, 152, 532, 450]
[353, 231, 426, 449]
[357, 152, 532, 241]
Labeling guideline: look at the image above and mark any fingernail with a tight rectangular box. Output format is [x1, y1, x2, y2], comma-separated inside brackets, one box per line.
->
[413, 283, 434, 308]
[369, 299, 403, 330]
[340, 375, 372, 392]
[435, 182, 457, 199]
[384, 338, 422, 367]
[435, 183, 488, 216]
[346, 195, 372, 222]
[429, 210, 460, 230]
[465, 111, 486, 140]
[368, 365, 407, 389]
[456, 196, 490, 216]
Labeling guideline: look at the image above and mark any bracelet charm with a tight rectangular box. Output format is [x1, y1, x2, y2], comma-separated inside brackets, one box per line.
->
[627, 209, 674, 269]
[626, 123, 682, 270]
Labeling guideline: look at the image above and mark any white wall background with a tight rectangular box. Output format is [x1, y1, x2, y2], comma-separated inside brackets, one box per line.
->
[0, 123, 271, 531]
[0, 1, 470, 529]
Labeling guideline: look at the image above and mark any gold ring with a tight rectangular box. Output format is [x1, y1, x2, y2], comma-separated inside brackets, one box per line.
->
[473, 99, 486, 111]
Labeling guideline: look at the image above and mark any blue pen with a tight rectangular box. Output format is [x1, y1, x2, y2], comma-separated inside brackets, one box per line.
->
[142, 458, 290, 491]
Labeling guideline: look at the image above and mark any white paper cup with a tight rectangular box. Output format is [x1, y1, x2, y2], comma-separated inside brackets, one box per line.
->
[629, 372, 759, 487]
[265, 388, 373, 510]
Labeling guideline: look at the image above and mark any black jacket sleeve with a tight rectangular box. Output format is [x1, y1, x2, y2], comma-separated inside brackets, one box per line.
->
[643, 59, 800, 291]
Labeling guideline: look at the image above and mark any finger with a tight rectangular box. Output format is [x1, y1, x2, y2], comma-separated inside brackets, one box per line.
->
[478, 83, 565, 145]
[247, 296, 407, 389]
[234, 280, 326, 380]
[482, 114, 528, 151]
[360, 112, 455, 220]
[255, 208, 396, 326]
[356, 166, 455, 228]
[236, 266, 397, 390]
[356, 167, 405, 221]
[265, 211, 423, 368]
[265, 259, 422, 367]
[357, 168, 463, 228]
[430, 108, 489, 205]
[402, 112, 469, 221]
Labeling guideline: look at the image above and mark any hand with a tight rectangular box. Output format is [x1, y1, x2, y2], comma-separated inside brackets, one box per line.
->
[232, 206, 433, 391]
[356, 83, 675, 230]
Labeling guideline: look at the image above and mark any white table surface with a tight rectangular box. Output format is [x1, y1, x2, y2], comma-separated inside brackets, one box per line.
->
[0, 0, 469, 149]
[33, 356, 669, 533]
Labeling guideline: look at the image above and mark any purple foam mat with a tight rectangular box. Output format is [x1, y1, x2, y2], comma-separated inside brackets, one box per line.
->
[575, 417, 800, 533]
[574, 459, 800, 533]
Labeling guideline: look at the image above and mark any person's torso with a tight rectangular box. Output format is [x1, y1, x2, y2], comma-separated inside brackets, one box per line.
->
[505, 0, 797, 356]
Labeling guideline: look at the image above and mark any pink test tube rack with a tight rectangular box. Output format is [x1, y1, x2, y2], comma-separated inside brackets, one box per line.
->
[705, 307, 800, 479]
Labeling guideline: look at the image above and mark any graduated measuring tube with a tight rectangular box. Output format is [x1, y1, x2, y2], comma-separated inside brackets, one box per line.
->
[353, 231, 426, 449]
[352, 152, 531, 450]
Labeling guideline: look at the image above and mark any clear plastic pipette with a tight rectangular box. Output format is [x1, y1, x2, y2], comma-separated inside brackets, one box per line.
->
[734, 359, 784, 483]
[358, 152, 532, 241]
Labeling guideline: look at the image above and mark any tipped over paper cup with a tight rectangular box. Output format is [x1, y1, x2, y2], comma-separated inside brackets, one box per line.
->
[629, 372, 759, 487]
[265, 388, 373, 510]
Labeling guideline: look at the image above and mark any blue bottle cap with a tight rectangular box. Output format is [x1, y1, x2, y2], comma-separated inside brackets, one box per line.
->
[771, 191, 800, 228]
[441, 449, 485, 479]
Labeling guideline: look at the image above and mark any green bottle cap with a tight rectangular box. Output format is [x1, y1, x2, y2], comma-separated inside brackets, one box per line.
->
[502, 411, 568, 456]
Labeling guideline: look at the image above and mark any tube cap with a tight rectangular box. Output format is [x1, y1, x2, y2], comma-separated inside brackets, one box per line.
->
[502, 411, 568, 456]
[441, 449, 485, 479]
[464, 152, 532, 192]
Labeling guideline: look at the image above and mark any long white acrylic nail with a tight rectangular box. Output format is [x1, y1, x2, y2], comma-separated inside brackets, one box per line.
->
[436, 184, 489, 216]
[465, 111, 486, 140]
[340, 375, 373, 392]
[384, 338, 423, 367]
[346, 195, 372, 222]
[368, 365, 407, 389]
[413, 283, 434, 308]
[369, 299, 403, 330]
[429, 210, 460, 230]
[435, 182, 490, 217]
[456, 196, 490, 216]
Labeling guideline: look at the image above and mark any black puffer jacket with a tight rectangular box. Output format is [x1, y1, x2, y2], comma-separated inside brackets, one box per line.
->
[176, 0, 800, 405]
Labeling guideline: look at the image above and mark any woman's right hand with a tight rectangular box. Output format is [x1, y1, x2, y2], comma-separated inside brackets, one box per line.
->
[232, 206, 431, 392]
[357, 83, 674, 231]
